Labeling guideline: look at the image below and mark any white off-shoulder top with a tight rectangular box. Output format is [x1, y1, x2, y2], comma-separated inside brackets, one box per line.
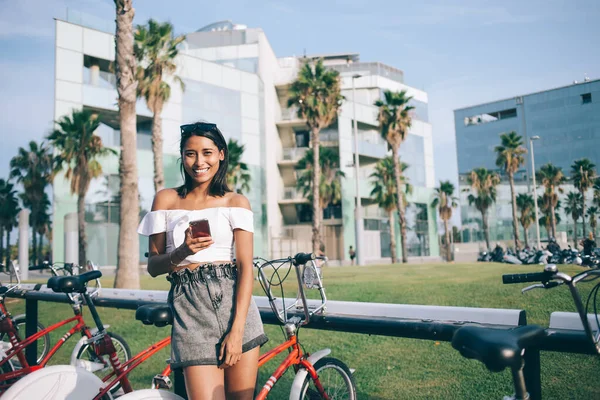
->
[137, 207, 254, 265]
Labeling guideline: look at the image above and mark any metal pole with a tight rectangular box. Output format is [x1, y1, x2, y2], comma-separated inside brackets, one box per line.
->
[352, 76, 364, 266]
[531, 139, 541, 249]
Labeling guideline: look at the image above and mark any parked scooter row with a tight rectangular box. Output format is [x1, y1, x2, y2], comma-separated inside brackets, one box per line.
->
[478, 242, 599, 267]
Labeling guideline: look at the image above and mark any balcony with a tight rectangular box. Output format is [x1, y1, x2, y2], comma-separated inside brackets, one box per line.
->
[363, 206, 387, 219]
[279, 187, 307, 204]
[280, 147, 308, 163]
[277, 107, 307, 129]
[328, 62, 404, 84]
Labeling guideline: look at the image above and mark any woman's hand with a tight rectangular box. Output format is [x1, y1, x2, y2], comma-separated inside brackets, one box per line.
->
[218, 329, 243, 369]
[180, 227, 214, 256]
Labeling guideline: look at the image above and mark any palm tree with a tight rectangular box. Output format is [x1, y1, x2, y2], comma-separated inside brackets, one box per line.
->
[296, 146, 346, 213]
[466, 168, 501, 250]
[22, 192, 52, 265]
[115, 0, 141, 289]
[226, 139, 251, 194]
[571, 158, 596, 237]
[538, 194, 562, 240]
[495, 131, 527, 249]
[0, 179, 21, 266]
[288, 59, 343, 252]
[35, 194, 52, 263]
[593, 177, 600, 208]
[375, 90, 414, 263]
[539, 213, 561, 241]
[536, 163, 566, 237]
[431, 181, 458, 261]
[587, 206, 598, 239]
[134, 19, 185, 193]
[48, 109, 116, 267]
[370, 156, 412, 263]
[564, 191, 584, 248]
[516, 193, 534, 248]
[10, 140, 56, 265]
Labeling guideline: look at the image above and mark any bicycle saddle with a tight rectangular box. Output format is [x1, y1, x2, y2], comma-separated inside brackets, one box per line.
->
[47, 270, 102, 294]
[451, 325, 545, 372]
[135, 304, 173, 327]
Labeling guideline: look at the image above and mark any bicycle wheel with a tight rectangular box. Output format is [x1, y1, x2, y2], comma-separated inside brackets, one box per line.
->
[76, 332, 131, 395]
[299, 357, 357, 400]
[0, 315, 50, 367]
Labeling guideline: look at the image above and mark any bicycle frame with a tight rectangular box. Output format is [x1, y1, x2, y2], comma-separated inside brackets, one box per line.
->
[0, 312, 92, 392]
[92, 336, 171, 399]
[254, 334, 328, 400]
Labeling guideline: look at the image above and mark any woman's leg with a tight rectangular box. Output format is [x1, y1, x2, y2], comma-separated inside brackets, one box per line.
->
[183, 365, 225, 400]
[224, 347, 260, 400]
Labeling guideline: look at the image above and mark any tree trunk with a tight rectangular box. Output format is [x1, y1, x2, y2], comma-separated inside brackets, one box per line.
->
[151, 99, 164, 193]
[387, 209, 397, 264]
[0, 227, 4, 266]
[508, 173, 520, 249]
[481, 210, 490, 250]
[573, 217, 578, 249]
[114, 0, 140, 289]
[38, 232, 44, 265]
[77, 192, 87, 266]
[31, 220, 37, 266]
[392, 152, 408, 263]
[6, 231, 10, 265]
[310, 128, 321, 253]
[522, 223, 529, 248]
[582, 190, 587, 238]
[444, 218, 451, 261]
[550, 202, 557, 238]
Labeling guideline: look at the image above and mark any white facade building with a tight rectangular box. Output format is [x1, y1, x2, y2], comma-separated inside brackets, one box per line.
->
[52, 15, 439, 265]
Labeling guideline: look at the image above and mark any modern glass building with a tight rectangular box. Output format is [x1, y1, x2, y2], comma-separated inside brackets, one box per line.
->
[454, 79, 600, 244]
[52, 12, 439, 266]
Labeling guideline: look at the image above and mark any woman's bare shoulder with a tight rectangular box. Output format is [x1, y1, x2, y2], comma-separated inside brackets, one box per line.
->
[225, 192, 251, 210]
[151, 188, 180, 211]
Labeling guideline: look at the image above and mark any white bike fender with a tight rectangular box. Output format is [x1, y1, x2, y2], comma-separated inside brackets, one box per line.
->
[90, 325, 110, 335]
[70, 336, 89, 366]
[288, 349, 331, 400]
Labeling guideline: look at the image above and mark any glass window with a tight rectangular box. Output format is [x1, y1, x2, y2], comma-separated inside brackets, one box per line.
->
[398, 134, 426, 187]
[464, 108, 517, 126]
[405, 203, 430, 257]
[409, 99, 429, 123]
[582, 93, 592, 104]
[295, 130, 309, 147]
[182, 80, 242, 141]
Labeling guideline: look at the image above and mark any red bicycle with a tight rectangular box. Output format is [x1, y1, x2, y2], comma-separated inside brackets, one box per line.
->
[0, 261, 131, 395]
[3, 253, 356, 399]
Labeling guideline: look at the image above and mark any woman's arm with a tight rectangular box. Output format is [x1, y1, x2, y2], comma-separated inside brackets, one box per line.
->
[146, 189, 213, 277]
[219, 194, 254, 367]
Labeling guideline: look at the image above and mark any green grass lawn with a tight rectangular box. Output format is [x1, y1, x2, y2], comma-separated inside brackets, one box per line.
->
[6, 262, 600, 399]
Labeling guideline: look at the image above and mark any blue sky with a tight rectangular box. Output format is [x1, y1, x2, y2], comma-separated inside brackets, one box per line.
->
[0, 0, 598, 190]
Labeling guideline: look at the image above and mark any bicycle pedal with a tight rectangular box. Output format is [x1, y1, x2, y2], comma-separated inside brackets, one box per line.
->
[153, 374, 172, 389]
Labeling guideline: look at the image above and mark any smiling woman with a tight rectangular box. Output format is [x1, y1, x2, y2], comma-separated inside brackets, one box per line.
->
[137, 122, 267, 400]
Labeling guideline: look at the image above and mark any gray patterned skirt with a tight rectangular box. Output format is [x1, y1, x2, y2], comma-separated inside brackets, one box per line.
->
[166, 264, 268, 368]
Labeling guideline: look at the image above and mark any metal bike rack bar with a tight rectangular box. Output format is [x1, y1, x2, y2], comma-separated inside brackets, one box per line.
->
[6, 285, 596, 400]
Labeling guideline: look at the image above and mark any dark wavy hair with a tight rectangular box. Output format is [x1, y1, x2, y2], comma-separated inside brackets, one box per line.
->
[176, 122, 231, 198]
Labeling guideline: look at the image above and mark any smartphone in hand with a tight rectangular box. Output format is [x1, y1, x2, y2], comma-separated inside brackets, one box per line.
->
[190, 219, 212, 238]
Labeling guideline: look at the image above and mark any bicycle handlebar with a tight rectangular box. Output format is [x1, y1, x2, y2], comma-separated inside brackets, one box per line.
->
[503, 265, 600, 354]
[254, 252, 327, 328]
[502, 271, 553, 284]
[292, 252, 316, 266]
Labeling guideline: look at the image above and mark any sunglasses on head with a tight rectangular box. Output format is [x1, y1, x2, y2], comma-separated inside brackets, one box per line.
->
[180, 122, 217, 135]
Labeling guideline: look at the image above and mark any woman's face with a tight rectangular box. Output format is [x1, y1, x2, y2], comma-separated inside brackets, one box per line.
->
[182, 135, 224, 186]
